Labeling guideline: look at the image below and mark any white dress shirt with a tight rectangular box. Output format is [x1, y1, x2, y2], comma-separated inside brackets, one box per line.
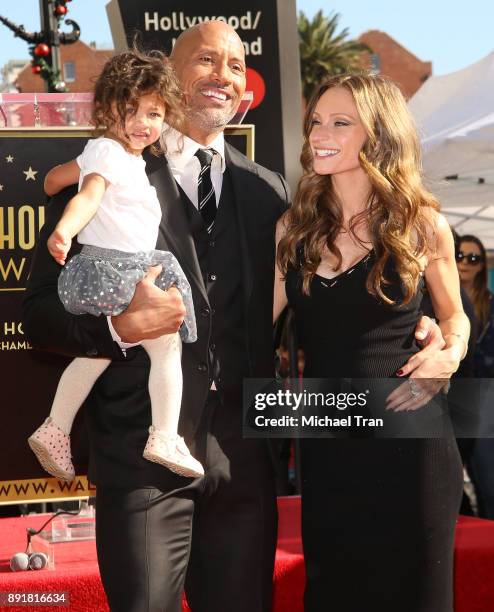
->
[163, 125, 226, 208]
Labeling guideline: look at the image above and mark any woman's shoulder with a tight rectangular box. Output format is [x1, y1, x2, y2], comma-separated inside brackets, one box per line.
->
[276, 210, 291, 237]
[420, 207, 454, 258]
[421, 206, 449, 235]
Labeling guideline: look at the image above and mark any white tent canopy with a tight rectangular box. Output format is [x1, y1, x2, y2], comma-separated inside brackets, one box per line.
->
[409, 51, 494, 248]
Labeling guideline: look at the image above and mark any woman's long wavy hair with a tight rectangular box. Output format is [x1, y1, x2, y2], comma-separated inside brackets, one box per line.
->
[91, 46, 185, 155]
[277, 73, 439, 304]
[459, 234, 490, 328]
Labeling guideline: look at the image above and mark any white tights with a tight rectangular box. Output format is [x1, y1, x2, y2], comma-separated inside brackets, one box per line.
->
[49, 333, 183, 436]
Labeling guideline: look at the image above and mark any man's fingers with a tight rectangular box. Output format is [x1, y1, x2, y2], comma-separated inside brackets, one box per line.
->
[424, 331, 446, 350]
[167, 285, 182, 298]
[414, 315, 445, 350]
[143, 265, 163, 283]
[414, 315, 432, 338]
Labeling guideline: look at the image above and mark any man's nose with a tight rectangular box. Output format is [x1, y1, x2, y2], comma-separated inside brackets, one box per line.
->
[212, 61, 231, 83]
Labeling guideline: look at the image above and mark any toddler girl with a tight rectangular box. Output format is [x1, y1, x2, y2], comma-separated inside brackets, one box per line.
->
[28, 49, 203, 480]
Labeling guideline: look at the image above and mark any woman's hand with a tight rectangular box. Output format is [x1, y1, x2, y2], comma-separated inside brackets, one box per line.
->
[386, 347, 463, 411]
[385, 315, 461, 411]
[387, 214, 471, 411]
[385, 378, 448, 412]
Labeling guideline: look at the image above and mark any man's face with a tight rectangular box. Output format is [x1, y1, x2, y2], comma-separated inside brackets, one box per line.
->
[172, 23, 246, 136]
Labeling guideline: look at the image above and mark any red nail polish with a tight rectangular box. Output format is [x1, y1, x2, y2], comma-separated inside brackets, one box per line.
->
[396, 369, 404, 376]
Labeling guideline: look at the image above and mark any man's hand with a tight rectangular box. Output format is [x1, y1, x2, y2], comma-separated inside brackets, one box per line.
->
[386, 315, 454, 412]
[111, 265, 186, 343]
[395, 315, 445, 378]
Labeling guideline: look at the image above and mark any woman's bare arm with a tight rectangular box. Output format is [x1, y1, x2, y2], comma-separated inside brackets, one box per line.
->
[273, 215, 289, 323]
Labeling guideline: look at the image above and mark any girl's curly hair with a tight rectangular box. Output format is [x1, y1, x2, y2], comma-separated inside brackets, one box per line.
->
[92, 46, 185, 154]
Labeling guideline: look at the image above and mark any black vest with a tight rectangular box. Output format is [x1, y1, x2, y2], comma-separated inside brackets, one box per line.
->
[179, 170, 249, 400]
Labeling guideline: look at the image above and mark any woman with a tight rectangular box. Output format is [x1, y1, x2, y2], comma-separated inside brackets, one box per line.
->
[457, 234, 494, 518]
[456, 234, 494, 377]
[274, 74, 470, 611]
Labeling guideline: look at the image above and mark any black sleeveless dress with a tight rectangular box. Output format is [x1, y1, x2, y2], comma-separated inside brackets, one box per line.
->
[286, 249, 463, 612]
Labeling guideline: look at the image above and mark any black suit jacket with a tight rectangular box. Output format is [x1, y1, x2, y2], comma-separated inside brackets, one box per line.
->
[22, 142, 289, 487]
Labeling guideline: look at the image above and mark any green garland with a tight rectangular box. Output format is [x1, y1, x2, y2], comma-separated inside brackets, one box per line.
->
[30, 0, 72, 92]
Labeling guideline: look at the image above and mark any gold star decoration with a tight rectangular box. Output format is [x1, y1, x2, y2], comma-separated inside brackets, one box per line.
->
[23, 166, 38, 181]
[6, 155, 14, 163]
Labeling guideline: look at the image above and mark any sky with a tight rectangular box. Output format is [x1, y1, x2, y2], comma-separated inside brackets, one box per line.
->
[0, 0, 493, 76]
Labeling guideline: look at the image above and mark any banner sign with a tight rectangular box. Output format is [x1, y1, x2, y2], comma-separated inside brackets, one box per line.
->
[0, 125, 253, 504]
[106, 0, 302, 191]
[0, 129, 93, 504]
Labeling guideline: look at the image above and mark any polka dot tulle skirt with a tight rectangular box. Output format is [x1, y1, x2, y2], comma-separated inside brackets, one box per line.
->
[58, 245, 197, 343]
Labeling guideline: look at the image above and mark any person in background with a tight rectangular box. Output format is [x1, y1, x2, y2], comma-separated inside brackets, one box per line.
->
[457, 233, 494, 519]
[457, 234, 494, 376]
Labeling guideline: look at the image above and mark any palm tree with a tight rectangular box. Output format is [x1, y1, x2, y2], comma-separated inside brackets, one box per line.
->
[298, 10, 370, 101]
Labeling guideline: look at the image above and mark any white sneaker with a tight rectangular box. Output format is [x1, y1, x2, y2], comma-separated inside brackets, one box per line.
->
[143, 427, 204, 478]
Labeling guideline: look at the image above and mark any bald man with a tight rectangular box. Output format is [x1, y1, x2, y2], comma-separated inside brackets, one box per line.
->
[23, 22, 289, 612]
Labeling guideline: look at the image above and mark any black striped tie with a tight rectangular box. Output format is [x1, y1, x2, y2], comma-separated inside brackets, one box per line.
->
[195, 148, 217, 233]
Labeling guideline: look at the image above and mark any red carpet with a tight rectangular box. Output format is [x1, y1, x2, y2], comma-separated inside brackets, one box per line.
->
[0, 497, 493, 611]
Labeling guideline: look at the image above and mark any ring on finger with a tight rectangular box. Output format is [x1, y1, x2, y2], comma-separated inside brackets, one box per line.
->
[408, 379, 423, 399]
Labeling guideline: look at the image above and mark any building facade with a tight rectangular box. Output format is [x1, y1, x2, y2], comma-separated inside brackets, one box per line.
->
[0, 59, 29, 93]
[359, 30, 432, 98]
[14, 40, 113, 94]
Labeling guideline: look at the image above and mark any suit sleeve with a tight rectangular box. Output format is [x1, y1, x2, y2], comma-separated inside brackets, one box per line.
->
[21, 186, 124, 360]
[275, 172, 291, 213]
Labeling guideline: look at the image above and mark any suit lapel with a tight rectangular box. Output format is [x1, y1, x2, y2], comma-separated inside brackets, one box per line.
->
[144, 151, 208, 303]
[225, 144, 256, 308]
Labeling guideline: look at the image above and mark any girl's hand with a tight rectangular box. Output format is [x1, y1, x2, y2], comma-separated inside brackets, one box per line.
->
[47, 228, 72, 265]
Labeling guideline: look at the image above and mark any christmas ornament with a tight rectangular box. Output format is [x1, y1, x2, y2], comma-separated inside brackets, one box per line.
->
[34, 43, 50, 57]
[0, 3, 80, 93]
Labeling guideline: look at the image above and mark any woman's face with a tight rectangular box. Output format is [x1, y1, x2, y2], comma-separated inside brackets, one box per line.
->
[457, 240, 484, 285]
[308, 86, 368, 177]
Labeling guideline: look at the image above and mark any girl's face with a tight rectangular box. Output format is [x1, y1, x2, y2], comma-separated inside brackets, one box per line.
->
[457, 240, 484, 285]
[111, 92, 166, 154]
[309, 87, 368, 177]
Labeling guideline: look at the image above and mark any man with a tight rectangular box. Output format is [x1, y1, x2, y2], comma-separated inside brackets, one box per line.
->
[24, 22, 286, 612]
[23, 21, 442, 612]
